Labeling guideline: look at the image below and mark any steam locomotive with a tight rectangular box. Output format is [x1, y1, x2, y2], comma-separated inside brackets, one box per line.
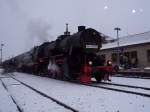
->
[2, 25, 113, 83]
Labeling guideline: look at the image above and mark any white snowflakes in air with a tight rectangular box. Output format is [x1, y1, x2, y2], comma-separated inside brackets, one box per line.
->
[132, 9, 136, 14]
[104, 6, 108, 10]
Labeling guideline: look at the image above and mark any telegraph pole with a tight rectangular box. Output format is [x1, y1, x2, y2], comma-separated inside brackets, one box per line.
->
[114, 27, 121, 66]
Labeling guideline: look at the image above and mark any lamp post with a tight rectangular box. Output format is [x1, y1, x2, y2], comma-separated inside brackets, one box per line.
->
[114, 27, 121, 66]
[0, 43, 4, 64]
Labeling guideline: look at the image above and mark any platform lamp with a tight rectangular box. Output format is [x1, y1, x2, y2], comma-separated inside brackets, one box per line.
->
[114, 27, 121, 66]
[0, 43, 4, 64]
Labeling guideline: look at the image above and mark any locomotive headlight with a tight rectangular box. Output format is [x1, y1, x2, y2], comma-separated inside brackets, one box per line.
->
[107, 60, 112, 65]
[89, 61, 93, 65]
[108, 61, 112, 65]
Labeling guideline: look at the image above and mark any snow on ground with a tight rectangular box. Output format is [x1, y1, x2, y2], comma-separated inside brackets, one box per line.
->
[0, 76, 72, 112]
[2, 72, 149, 112]
[0, 79, 19, 112]
[110, 76, 150, 88]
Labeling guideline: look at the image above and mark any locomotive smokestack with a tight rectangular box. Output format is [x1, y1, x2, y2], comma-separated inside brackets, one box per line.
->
[64, 23, 70, 36]
[78, 26, 86, 32]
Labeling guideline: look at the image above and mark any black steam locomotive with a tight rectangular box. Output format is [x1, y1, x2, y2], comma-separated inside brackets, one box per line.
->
[2, 25, 113, 83]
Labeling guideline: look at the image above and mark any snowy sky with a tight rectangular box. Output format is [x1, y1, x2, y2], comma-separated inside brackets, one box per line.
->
[0, 0, 150, 60]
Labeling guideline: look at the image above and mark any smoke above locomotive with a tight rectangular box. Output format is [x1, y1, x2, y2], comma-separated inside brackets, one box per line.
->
[2, 25, 112, 83]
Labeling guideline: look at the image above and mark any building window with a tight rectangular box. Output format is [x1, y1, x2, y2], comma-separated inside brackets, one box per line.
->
[130, 51, 138, 67]
[111, 53, 117, 62]
[147, 50, 150, 62]
[100, 54, 106, 63]
[131, 51, 137, 59]
[123, 51, 138, 68]
[124, 52, 130, 59]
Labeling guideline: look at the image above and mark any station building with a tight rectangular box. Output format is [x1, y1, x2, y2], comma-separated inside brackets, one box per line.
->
[98, 31, 150, 69]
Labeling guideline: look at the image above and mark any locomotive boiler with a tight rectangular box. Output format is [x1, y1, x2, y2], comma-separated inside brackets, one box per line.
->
[3, 25, 113, 83]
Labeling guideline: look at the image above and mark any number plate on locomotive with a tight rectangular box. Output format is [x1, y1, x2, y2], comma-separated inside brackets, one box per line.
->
[86, 45, 98, 49]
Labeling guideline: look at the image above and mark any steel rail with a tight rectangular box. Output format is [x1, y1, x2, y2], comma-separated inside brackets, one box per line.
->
[82, 83, 150, 98]
[11, 76, 79, 112]
[113, 75, 150, 79]
[0, 79, 23, 112]
[100, 82, 150, 91]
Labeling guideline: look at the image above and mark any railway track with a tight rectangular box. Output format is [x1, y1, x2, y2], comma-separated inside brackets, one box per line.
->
[100, 82, 150, 90]
[26, 74, 150, 99]
[2, 73, 150, 109]
[113, 73, 150, 79]
[10, 76, 79, 112]
[113, 75, 150, 79]
[1, 75, 79, 112]
[0, 79, 22, 112]
[81, 82, 150, 98]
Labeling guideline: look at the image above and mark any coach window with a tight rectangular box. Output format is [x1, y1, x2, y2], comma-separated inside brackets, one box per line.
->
[147, 50, 150, 62]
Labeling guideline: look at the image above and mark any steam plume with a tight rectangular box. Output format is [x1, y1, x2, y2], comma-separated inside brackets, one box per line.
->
[28, 19, 52, 46]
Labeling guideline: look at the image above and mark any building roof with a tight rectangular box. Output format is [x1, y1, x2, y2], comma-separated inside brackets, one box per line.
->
[102, 31, 150, 50]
